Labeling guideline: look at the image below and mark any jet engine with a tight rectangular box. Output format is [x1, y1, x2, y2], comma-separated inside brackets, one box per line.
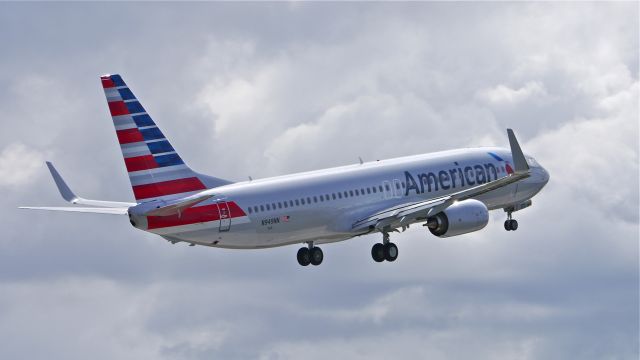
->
[426, 199, 489, 238]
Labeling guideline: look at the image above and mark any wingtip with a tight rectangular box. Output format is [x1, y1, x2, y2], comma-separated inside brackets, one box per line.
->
[506, 128, 529, 172]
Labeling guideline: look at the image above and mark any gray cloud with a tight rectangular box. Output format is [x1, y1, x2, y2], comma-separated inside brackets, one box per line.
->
[0, 2, 637, 360]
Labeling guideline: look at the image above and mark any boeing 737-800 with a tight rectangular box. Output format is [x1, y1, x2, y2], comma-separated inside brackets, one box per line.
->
[21, 74, 549, 266]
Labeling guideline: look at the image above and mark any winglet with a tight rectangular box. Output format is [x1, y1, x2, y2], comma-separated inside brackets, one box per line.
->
[507, 129, 529, 172]
[46, 161, 79, 203]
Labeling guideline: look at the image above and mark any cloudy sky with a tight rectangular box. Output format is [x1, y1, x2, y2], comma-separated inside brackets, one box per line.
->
[0, 2, 638, 359]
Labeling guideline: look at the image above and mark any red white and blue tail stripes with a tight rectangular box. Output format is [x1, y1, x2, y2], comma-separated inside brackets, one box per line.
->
[101, 74, 207, 202]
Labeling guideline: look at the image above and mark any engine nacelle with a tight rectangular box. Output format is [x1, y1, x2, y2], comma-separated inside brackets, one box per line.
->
[427, 199, 489, 238]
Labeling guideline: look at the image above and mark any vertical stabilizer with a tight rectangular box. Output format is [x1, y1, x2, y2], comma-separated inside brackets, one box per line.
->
[100, 74, 231, 202]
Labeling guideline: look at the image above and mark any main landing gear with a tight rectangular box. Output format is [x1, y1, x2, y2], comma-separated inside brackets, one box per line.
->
[297, 242, 323, 266]
[504, 211, 519, 231]
[371, 232, 398, 263]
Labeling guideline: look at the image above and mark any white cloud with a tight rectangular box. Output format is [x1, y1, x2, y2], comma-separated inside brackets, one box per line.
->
[0, 143, 44, 187]
[478, 81, 548, 106]
[0, 2, 637, 360]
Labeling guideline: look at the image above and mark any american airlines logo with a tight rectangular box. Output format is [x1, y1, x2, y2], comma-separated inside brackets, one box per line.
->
[404, 161, 502, 196]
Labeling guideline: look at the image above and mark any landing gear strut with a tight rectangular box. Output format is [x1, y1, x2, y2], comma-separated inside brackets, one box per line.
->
[297, 242, 323, 266]
[371, 231, 398, 263]
[504, 211, 519, 231]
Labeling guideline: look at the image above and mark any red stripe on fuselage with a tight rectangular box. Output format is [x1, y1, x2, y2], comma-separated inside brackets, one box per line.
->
[132, 177, 206, 200]
[116, 128, 144, 144]
[108, 101, 129, 116]
[101, 77, 115, 88]
[147, 202, 247, 230]
[124, 155, 158, 172]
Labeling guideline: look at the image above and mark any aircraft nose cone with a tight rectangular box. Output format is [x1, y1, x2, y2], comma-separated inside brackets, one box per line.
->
[542, 166, 550, 184]
[537, 166, 550, 188]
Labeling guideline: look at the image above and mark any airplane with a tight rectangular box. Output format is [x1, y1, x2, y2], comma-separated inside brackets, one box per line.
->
[21, 74, 550, 266]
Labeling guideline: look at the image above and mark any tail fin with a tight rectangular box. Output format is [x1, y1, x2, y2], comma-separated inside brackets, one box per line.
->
[100, 74, 231, 203]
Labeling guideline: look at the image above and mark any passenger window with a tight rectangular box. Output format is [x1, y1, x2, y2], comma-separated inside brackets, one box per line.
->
[367, 188, 371, 194]
[325, 194, 330, 201]
[307, 197, 311, 204]
[332, 193, 336, 200]
[266, 204, 271, 211]
[248, 207, 252, 214]
[260, 205, 265, 211]
[379, 185, 383, 192]
[272, 203, 276, 210]
[385, 184, 390, 191]
[313, 196, 318, 203]
[355, 189, 360, 196]
[338, 192, 343, 199]
[319, 195, 324, 202]
[290, 200, 294, 207]
[361, 188, 365, 194]
[295, 199, 300, 206]
[349, 190, 354, 197]
[372, 187, 377, 193]
[284, 202, 288, 208]
[401, 182, 405, 188]
[395, 182, 400, 189]
[301, 198, 305, 205]
[343, 191, 348, 198]
[278, 202, 282, 209]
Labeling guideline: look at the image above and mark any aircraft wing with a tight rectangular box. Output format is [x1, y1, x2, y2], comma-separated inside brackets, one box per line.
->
[19, 206, 129, 215]
[352, 129, 530, 232]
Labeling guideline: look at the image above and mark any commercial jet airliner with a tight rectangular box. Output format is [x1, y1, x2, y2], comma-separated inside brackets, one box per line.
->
[21, 74, 549, 266]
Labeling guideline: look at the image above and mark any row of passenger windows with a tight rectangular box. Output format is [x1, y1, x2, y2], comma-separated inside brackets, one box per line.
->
[247, 183, 394, 214]
[247, 164, 510, 215]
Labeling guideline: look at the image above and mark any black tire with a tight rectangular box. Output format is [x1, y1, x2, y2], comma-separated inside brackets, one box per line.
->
[297, 247, 311, 266]
[504, 220, 512, 231]
[371, 243, 385, 262]
[384, 242, 398, 262]
[510, 219, 518, 231]
[310, 247, 324, 266]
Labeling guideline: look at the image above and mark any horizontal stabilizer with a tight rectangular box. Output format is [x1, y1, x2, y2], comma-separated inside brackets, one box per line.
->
[19, 206, 129, 215]
[140, 192, 215, 216]
[46, 161, 136, 207]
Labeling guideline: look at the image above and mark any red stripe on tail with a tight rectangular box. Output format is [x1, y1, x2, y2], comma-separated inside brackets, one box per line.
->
[101, 77, 115, 88]
[132, 177, 206, 200]
[124, 155, 158, 172]
[116, 128, 144, 144]
[108, 101, 129, 116]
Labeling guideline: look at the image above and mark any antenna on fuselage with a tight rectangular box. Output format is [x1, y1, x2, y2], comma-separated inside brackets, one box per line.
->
[358, 157, 363, 165]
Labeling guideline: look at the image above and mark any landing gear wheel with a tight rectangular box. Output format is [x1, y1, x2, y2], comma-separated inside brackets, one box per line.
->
[504, 220, 511, 231]
[371, 243, 385, 262]
[504, 219, 519, 231]
[310, 247, 324, 266]
[297, 247, 311, 266]
[384, 242, 398, 262]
